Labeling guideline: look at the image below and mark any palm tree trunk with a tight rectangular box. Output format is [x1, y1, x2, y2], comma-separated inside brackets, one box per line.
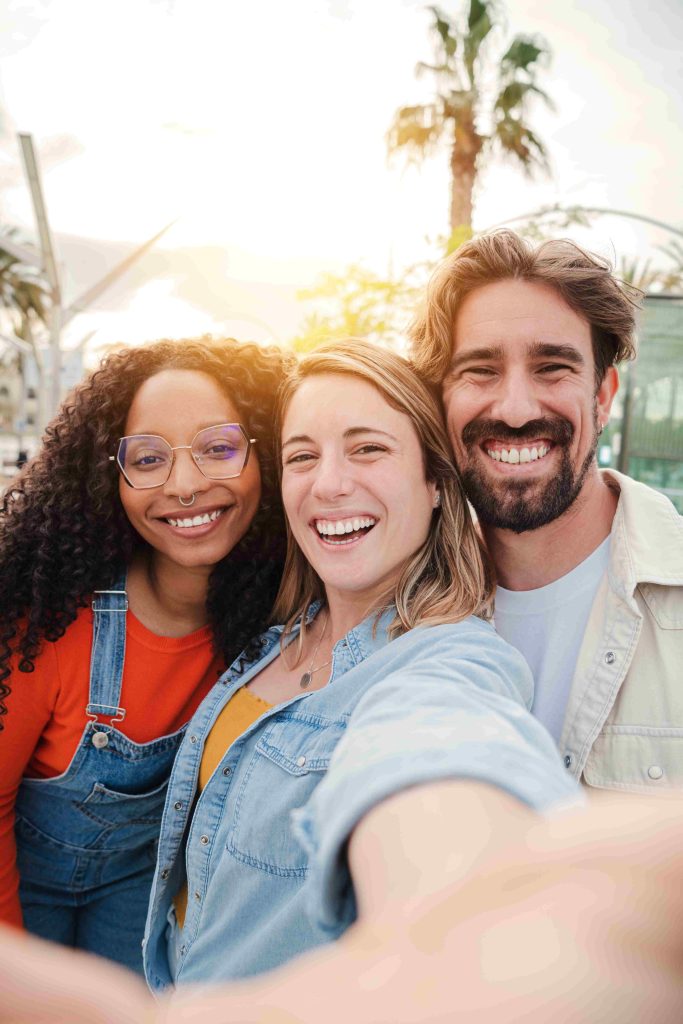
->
[449, 114, 483, 234]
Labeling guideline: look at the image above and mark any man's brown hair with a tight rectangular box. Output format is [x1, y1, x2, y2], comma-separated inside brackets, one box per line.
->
[411, 230, 641, 387]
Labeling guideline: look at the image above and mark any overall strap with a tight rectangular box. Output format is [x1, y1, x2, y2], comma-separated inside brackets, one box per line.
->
[86, 572, 128, 723]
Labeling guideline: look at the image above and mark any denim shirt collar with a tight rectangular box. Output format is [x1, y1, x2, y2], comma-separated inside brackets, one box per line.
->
[231, 602, 397, 693]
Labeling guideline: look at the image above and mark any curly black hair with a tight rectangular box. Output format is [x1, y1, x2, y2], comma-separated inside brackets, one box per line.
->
[0, 336, 295, 724]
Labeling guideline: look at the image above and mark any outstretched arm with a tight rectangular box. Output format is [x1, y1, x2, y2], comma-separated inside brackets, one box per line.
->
[2, 786, 683, 1024]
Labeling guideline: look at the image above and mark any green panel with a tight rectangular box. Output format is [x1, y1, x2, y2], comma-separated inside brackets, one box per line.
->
[599, 296, 683, 512]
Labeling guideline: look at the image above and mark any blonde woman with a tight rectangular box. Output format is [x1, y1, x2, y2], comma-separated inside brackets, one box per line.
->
[142, 339, 577, 990]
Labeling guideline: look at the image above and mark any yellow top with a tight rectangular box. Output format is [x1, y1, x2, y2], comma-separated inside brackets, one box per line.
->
[175, 686, 272, 927]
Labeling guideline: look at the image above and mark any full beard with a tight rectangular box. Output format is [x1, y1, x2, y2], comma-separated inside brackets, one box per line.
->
[458, 414, 600, 534]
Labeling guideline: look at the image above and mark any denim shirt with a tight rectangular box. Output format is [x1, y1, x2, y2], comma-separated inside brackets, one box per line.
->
[143, 609, 578, 990]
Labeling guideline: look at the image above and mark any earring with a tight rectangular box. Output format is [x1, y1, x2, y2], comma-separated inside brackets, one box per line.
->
[433, 492, 441, 509]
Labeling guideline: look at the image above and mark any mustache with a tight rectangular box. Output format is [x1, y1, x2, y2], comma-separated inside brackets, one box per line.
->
[461, 417, 574, 448]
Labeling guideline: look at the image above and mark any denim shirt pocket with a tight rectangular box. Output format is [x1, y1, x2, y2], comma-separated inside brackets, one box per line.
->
[227, 714, 347, 876]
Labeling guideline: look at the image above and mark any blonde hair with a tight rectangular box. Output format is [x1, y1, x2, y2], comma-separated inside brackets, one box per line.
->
[272, 339, 494, 647]
[411, 230, 640, 388]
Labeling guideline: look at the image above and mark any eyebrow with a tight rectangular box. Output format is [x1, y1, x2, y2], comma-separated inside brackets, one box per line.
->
[449, 341, 585, 372]
[281, 426, 399, 448]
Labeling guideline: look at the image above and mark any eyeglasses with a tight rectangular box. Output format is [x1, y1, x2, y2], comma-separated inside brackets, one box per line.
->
[110, 423, 257, 489]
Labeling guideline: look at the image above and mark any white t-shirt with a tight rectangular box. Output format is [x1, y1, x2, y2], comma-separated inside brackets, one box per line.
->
[493, 538, 611, 743]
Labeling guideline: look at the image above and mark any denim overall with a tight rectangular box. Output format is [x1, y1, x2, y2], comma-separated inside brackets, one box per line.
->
[14, 577, 186, 974]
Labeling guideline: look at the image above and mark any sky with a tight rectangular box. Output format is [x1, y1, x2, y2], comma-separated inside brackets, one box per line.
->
[0, 0, 681, 353]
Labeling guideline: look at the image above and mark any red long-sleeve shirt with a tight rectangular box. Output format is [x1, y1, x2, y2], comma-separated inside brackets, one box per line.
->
[0, 605, 223, 927]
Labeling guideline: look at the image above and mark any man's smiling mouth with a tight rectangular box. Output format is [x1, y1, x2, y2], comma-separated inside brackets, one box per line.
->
[485, 444, 552, 464]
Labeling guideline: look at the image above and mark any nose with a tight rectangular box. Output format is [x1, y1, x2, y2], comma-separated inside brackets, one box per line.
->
[310, 452, 353, 502]
[489, 369, 543, 429]
[163, 448, 211, 502]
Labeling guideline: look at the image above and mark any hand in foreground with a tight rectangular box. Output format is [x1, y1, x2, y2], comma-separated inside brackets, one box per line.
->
[162, 793, 683, 1024]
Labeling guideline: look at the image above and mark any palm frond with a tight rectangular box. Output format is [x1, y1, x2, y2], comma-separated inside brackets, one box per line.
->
[500, 35, 551, 79]
[0, 233, 50, 324]
[416, 60, 453, 79]
[386, 103, 446, 161]
[495, 80, 554, 115]
[464, 0, 494, 83]
[493, 117, 550, 175]
[427, 6, 458, 58]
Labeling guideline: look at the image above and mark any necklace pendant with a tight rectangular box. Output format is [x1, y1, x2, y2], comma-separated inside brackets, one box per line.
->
[300, 671, 312, 689]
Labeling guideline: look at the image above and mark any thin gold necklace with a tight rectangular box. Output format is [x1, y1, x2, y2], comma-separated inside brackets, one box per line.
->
[299, 614, 332, 689]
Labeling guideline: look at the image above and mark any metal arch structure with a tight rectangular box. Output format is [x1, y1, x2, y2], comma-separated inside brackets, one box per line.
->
[488, 204, 683, 241]
[6, 132, 176, 433]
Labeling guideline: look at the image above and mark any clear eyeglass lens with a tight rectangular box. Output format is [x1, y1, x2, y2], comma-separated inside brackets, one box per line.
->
[118, 436, 173, 487]
[191, 424, 248, 478]
[117, 425, 250, 487]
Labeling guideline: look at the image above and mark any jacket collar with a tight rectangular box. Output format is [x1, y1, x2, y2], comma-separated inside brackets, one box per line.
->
[342, 606, 396, 666]
[603, 469, 683, 586]
[263, 602, 395, 668]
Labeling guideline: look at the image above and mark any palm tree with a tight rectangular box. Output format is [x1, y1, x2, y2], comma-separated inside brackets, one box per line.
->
[0, 230, 49, 333]
[0, 230, 50, 446]
[388, 1, 553, 238]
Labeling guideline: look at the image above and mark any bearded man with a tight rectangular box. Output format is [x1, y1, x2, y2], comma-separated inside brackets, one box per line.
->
[412, 230, 683, 789]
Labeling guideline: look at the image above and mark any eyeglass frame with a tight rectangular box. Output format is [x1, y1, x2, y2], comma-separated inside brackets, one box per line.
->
[109, 422, 258, 489]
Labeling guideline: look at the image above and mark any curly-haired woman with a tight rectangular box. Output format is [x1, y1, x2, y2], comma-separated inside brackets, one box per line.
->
[0, 336, 292, 973]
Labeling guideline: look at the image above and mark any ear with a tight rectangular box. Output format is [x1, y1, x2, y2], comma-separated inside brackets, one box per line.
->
[596, 367, 619, 428]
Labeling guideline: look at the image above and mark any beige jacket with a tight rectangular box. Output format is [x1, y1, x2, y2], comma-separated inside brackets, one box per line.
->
[560, 470, 683, 792]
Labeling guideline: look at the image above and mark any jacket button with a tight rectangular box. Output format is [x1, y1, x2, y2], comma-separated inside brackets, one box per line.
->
[604, 651, 616, 665]
[564, 754, 572, 769]
[160, 868, 170, 880]
[296, 755, 306, 767]
[189, 735, 198, 744]
[200, 835, 210, 845]
[174, 801, 183, 811]
[194, 891, 201, 902]
[223, 766, 232, 776]
[647, 765, 664, 780]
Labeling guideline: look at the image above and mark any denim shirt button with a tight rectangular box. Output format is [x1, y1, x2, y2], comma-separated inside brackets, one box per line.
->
[296, 755, 306, 767]
[189, 735, 198, 744]
[200, 835, 210, 845]
[223, 766, 232, 776]
[194, 891, 201, 901]
[160, 868, 170, 880]
[174, 801, 183, 811]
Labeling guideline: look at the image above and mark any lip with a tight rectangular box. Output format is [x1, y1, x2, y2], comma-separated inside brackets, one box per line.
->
[313, 528, 373, 550]
[482, 438, 554, 452]
[310, 511, 378, 524]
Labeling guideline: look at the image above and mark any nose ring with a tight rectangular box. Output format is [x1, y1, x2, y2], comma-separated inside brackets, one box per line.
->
[179, 494, 196, 507]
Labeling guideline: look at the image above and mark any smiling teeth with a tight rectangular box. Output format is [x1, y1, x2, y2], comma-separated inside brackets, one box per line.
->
[167, 510, 223, 528]
[487, 445, 549, 464]
[315, 517, 376, 536]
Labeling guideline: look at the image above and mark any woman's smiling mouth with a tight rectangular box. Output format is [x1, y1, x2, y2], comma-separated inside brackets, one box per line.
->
[157, 507, 231, 536]
[314, 517, 377, 544]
